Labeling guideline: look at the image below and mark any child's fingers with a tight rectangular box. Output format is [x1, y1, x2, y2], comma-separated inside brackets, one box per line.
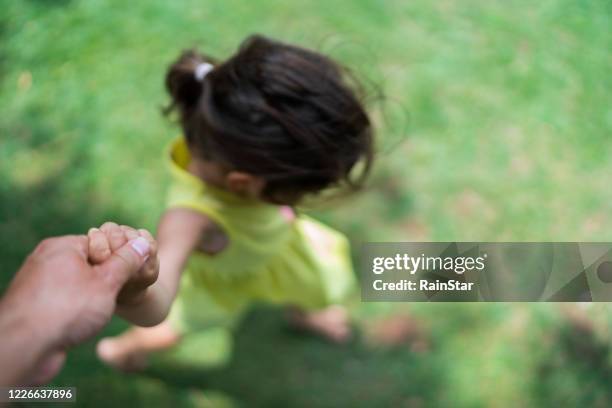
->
[137, 228, 155, 243]
[116, 254, 159, 305]
[135, 229, 158, 285]
[99, 225, 159, 305]
[120, 225, 139, 241]
[100, 222, 127, 252]
[125, 229, 157, 286]
[128, 230, 158, 289]
[139, 255, 159, 287]
[87, 227, 111, 264]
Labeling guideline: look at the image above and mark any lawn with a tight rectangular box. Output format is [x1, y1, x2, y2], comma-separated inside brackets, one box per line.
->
[1, 0, 611, 406]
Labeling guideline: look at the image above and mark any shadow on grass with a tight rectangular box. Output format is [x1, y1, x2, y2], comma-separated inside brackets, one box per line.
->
[145, 307, 444, 407]
[533, 315, 612, 408]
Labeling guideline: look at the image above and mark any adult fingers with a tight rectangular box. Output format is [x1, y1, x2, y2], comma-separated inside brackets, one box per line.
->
[137, 229, 158, 286]
[137, 229, 158, 256]
[123, 228, 159, 289]
[32, 235, 89, 263]
[94, 237, 151, 291]
[28, 350, 66, 386]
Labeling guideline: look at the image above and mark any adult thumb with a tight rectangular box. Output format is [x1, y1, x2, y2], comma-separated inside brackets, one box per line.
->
[95, 237, 151, 290]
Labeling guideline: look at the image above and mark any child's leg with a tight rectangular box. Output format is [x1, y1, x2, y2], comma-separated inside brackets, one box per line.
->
[96, 320, 180, 372]
[286, 305, 351, 343]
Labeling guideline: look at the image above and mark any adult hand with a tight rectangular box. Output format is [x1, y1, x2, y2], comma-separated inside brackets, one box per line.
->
[0, 232, 152, 386]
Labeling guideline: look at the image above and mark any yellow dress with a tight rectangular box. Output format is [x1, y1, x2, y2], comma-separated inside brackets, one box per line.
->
[165, 137, 356, 336]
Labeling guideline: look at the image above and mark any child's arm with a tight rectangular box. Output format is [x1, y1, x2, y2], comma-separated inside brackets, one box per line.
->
[115, 208, 211, 327]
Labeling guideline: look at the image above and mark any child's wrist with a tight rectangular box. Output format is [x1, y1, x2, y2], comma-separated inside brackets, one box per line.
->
[116, 288, 150, 307]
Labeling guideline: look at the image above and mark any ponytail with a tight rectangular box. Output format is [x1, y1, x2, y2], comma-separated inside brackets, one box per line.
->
[164, 50, 216, 117]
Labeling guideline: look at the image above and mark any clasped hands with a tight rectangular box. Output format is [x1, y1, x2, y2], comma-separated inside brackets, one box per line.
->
[0, 222, 159, 386]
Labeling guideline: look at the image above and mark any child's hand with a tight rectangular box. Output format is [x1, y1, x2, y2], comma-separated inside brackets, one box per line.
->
[88, 222, 159, 306]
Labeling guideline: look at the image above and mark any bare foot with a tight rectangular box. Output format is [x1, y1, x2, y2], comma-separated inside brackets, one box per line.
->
[287, 305, 351, 343]
[97, 323, 180, 372]
[362, 314, 429, 352]
[97, 336, 148, 372]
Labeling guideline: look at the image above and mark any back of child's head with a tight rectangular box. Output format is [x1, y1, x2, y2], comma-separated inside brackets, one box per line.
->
[165, 34, 373, 205]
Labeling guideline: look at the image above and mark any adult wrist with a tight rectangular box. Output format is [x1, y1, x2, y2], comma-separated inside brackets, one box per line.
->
[0, 297, 50, 385]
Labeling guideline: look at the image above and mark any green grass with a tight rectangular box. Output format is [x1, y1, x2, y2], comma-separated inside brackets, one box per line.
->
[1, 0, 612, 406]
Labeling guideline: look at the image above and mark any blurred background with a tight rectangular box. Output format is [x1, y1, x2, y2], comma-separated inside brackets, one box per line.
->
[1, 0, 612, 406]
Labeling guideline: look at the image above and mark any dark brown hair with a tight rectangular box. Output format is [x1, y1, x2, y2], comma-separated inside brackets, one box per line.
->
[165, 34, 374, 205]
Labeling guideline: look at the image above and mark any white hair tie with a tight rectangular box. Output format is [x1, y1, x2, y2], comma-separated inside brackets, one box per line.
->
[194, 62, 214, 82]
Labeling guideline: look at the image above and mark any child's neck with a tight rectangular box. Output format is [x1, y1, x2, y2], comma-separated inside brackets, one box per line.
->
[187, 161, 227, 190]
[187, 157, 266, 204]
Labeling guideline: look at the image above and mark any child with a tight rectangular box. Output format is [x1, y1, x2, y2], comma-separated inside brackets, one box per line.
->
[93, 35, 374, 371]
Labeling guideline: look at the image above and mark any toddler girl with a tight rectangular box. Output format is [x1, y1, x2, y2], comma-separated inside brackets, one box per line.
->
[94, 35, 374, 370]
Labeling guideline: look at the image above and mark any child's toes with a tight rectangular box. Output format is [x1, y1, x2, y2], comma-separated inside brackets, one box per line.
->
[96, 338, 147, 372]
[88, 228, 111, 264]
